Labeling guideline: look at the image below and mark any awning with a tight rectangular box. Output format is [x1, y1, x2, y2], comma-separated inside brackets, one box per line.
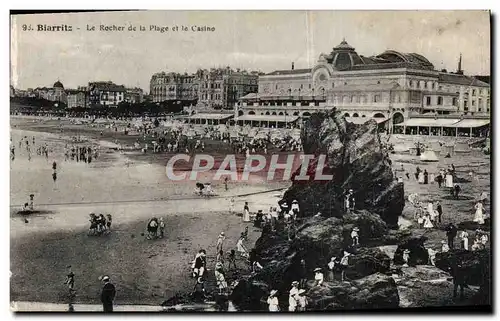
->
[189, 113, 233, 120]
[345, 117, 388, 125]
[450, 119, 490, 128]
[236, 115, 300, 123]
[399, 118, 460, 127]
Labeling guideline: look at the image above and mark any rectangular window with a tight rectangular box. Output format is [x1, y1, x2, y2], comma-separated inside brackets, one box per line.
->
[452, 97, 458, 106]
[373, 95, 380, 103]
[437, 96, 443, 105]
[472, 89, 476, 96]
[426, 96, 431, 106]
[472, 100, 476, 106]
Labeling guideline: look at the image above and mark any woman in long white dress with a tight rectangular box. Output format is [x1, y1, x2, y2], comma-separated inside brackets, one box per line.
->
[243, 202, 251, 222]
[423, 214, 434, 228]
[418, 171, 425, 184]
[445, 172, 454, 188]
[267, 290, 280, 312]
[473, 201, 485, 225]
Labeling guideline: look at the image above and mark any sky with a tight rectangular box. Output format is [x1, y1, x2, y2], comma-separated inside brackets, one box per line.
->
[10, 10, 490, 92]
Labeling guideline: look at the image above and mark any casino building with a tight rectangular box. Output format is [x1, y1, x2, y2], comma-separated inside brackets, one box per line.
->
[236, 39, 490, 133]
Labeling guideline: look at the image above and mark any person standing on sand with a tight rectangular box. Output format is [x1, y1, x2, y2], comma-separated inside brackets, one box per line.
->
[436, 172, 443, 188]
[454, 184, 461, 200]
[65, 265, 75, 297]
[473, 201, 485, 225]
[459, 231, 469, 250]
[100, 276, 116, 312]
[423, 169, 429, 184]
[236, 234, 249, 258]
[267, 290, 279, 312]
[228, 249, 237, 270]
[436, 201, 443, 224]
[229, 198, 235, 214]
[445, 223, 458, 249]
[216, 232, 225, 253]
[243, 202, 251, 222]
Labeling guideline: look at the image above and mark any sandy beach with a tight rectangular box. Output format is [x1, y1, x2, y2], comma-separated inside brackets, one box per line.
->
[10, 116, 491, 308]
[10, 116, 288, 306]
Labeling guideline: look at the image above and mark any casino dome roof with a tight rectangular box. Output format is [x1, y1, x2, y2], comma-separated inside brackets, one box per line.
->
[53, 80, 64, 89]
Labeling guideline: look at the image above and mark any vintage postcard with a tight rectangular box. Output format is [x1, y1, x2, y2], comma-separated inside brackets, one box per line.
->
[9, 10, 491, 312]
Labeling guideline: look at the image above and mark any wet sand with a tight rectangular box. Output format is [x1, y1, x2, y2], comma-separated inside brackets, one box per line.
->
[10, 117, 287, 305]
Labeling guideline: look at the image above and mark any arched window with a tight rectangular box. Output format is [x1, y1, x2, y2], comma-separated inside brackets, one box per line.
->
[353, 113, 359, 117]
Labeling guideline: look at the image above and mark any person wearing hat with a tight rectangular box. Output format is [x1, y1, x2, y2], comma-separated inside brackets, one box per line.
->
[344, 189, 355, 213]
[29, 194, 35, 211]
[351, 227, 360, 246]
[445, 223, 458, 249]
[297, 289, 308, 311]
[236, 234, 249, 258]
[402, 249, 410, 267]
[158, 217, 165, 239]
[64, 265, 75, 297]
[280, 202, 289, 220]
[340, 251, 351, 282]
[288, 281, 299, 311]
[327, 257, 338, 281]
[459, 230, 469, 250]
[193, 250, 207, 278]
[314, 268, 324, 286]
[427, 247, 436, 266]
[243, 201, 251, 222]
[214, 262, 227, 295]
[291, 200, 300, 220]
[216, 232, 226, 253]
[441, 240, 450, 253]
[267, 290, 279, 312]
[100, 276, 116, 312]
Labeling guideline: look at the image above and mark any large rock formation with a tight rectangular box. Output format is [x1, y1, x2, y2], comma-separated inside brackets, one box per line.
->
[393, 236, 430, 266]
[230, 209, 395, 311]
[307, 273, 399, 310]
[434, 249, 491, 307]
[282, 110, 404, 227]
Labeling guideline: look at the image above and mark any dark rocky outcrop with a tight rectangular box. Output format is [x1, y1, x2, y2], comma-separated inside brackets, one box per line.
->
[393, 236, 429, 266]
[346, 247, 392, 280]
[307, 273, 399, 310]
[282, 110, 404, 227]
[231, 209, 394, 311]
[434, 249, 491, 306]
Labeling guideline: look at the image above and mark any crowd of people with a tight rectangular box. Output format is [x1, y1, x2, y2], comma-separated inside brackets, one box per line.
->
[88, 213, 112, 236]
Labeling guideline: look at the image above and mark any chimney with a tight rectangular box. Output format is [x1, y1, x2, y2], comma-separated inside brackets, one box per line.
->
[292, 62, 295, 70]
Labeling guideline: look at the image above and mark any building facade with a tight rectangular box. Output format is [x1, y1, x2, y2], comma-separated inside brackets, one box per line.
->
[238, 40, 490, 128]
[197, 68, 259, 109]
[66, 90, 88, 108]
[149, 68, 260, 109]
[88, 81, 126, 107]
[125, 87, 145, 104]
[149, 72, 198, 104]
[32, 81, 68, 104]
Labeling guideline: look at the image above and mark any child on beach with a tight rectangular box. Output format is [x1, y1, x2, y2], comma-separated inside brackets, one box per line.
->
[65, 265, 75, 297]
[228, 250, 237, 270]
